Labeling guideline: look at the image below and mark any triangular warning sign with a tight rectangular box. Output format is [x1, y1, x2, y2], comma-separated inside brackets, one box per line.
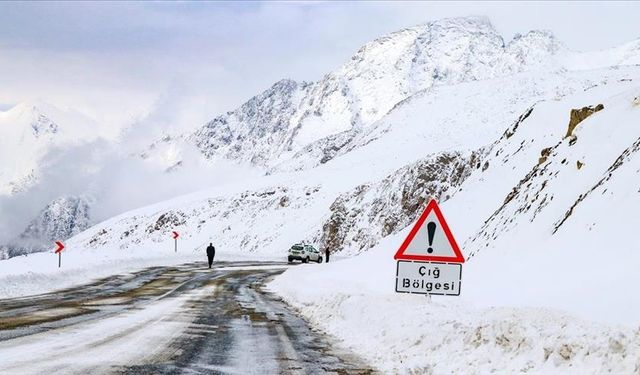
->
[394, 200, 465, 263]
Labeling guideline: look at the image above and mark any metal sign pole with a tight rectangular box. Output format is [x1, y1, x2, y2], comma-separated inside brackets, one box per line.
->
[54, 241, 65, 268]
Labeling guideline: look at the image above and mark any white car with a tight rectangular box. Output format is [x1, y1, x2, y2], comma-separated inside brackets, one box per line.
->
[288, 243, 323, 264]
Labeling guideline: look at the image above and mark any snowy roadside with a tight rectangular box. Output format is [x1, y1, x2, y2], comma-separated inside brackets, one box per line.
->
[267, 235, 640, 374]
[0, 245, 280, 300]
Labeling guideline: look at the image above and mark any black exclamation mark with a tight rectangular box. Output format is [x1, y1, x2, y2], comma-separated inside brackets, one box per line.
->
[427, 222, 436, 253]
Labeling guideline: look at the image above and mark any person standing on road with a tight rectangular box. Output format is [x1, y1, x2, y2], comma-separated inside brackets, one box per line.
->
[206, 243, 216, 268]
[325, 248, 330, 263]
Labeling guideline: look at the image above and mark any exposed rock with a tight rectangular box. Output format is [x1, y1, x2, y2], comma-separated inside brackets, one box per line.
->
[538, 147, 552, 165]
[319, 149, 485, 253]
[557, 344, 573, 361]
[576, 160, 584, 170]
[321, 198, 351, 253]
[503, 106, 535, 139]
[279, 196, 290, 208]
[503, 187, 519, 205]
[148, 211, 187, 234]
[568, 135, 578, 146]
[30, 113, 59, 138]
[565, 104, 604, 137]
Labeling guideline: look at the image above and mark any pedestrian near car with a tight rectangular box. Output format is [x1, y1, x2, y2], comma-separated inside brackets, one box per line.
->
[325, 248, 330, 263]
[206, 243, 216, 268]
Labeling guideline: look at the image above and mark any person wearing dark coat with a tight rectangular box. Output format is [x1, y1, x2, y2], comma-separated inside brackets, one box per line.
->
[325, 248, 330, 263]
[206, 243, 216, 268]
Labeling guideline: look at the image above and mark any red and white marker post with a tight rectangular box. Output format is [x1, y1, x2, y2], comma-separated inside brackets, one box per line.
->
[172, 231, 180, 252]
[54, 241, 65, 268]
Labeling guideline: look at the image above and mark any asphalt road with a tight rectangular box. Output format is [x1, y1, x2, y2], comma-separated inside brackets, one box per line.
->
[0, 261, 374, 374]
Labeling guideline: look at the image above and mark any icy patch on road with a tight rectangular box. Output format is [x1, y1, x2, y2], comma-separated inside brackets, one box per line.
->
[225, 318, 281, 375]
[215, 265, 289, 272]
[0, 286, 208, 374]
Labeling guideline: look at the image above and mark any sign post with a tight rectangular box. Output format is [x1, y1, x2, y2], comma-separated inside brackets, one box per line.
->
[172, 231, 179, 252]
[394, 200, 465, 296]
[54, 241, 65, 268]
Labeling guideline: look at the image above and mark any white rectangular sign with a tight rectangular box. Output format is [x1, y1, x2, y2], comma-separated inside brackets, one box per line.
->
[395, 260, 462, 296]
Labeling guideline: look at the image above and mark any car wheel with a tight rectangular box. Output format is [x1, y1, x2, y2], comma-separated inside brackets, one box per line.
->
[303, 257, 309, 264]
[288, 256, 293, 263]
[317, 257, 323, 263]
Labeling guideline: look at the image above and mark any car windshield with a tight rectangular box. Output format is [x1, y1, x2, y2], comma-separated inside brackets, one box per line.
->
[292, 245, 303, 250]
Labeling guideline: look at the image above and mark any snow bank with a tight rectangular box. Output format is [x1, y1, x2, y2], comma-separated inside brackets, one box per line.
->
[268, 233, 640, 374]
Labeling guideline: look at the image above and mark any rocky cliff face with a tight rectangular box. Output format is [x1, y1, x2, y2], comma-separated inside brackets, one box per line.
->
[189, 79, 311, 165]
[318, 150, 486, 254]
[565, 104, 605, 137]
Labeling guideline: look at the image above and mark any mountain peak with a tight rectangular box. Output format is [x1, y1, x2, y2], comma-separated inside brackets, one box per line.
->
[5, 99, 59, 118]
[509, 29, 563, 50]
[0, 100, 59, 137]
[424, 15, 495, 30]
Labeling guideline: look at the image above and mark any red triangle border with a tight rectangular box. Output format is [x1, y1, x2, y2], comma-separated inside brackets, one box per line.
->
[394, 199, 465, 263]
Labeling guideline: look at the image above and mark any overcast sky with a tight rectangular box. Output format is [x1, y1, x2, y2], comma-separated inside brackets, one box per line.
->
[1, 1, 639, 131]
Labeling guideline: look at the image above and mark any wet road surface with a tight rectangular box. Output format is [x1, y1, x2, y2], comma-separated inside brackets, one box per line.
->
[0, 261, 374, 374]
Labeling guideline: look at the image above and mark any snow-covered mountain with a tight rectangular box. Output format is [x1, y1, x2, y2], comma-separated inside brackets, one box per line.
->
[21, 196, 92, 242]
[0, 101, 100, 195]
[148, 17, 639, 173]
[4, 17, 640, 262]
[62, 66, 640, 259]
[0, 195, 92, 259]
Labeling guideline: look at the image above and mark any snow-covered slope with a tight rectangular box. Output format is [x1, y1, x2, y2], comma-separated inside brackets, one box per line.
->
[57, 67, 635, 258]
[269, 75, 640, 373]
[0, 101, 100, 195]
[53, 66, 639, 259]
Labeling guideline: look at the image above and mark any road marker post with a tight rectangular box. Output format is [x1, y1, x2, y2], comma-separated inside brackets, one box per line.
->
[172, 231, 180, 252]
[394, 200, 465, 296]
[54, 241, 65, 268]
